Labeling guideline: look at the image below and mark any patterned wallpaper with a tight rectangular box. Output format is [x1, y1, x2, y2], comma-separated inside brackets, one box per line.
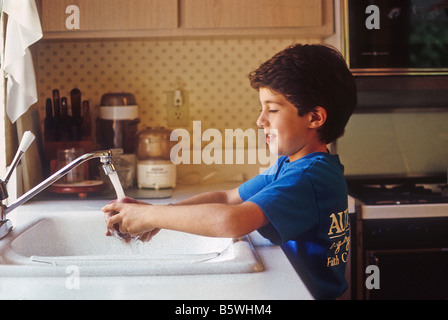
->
[35, 37, 320, 132]
[31, 37, 448, 177]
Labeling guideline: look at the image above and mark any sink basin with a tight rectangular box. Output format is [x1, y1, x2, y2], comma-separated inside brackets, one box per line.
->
[0, 211, 263, 276]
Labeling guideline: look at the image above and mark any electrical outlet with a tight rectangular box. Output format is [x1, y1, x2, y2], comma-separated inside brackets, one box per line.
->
[166, 90, 190, 127]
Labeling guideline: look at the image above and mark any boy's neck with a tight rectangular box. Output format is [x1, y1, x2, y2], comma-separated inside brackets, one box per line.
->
[288, 143, 328, 162]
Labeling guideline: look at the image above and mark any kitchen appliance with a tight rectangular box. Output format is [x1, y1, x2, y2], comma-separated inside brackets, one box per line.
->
[98, 93, 139, 154]
[137, 127, 173, 160]
[136, 127, 176, 189]
[137, 160, 176, 189]
[342, 0, 448, 113]
[348, 175, 448, 300]
[97, 93, 139, 188]
[342, 0, 448, 75]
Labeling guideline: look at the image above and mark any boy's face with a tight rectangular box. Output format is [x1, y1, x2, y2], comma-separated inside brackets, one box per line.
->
[256, 87, 326, 162]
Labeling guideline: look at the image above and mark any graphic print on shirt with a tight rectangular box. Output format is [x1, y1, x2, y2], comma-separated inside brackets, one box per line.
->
[327, 209, 350, 268]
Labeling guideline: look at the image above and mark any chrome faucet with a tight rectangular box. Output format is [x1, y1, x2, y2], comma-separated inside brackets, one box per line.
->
[0, 131, 116, 239]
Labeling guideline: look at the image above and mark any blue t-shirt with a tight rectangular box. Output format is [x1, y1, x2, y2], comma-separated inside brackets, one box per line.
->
[238, 153, 350, 299]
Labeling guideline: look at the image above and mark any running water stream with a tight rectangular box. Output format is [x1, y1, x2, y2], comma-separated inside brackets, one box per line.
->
[108, 171, 125, 200]
[106, 171, 136, 242]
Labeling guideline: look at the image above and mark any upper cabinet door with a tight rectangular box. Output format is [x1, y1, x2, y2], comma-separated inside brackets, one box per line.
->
[39, 0, 333, 39]
[41, 0, 178, 32]
[182, 0, 324, 29]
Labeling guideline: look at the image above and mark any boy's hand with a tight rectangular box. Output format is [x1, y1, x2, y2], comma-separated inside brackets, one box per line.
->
[103, 197, 159, 243]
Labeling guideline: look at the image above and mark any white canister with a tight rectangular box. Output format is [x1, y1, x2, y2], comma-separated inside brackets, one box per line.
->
[137, 160, 176, 189]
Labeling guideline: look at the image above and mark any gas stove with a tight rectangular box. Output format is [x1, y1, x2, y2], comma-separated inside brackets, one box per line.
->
[351, 184, 448, 206]
[348, 174, 448, 300]
[347, 174, 448, 219]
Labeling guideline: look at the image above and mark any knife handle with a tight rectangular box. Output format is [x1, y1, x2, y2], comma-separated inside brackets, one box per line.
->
[44, 98, 53, 142]
[71, 88, 82, 140]
[52, 89, 61, 141]
[82, 100, 91, 138]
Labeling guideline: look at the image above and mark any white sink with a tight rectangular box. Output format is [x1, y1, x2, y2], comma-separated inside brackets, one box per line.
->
[0, 211, 263, 276]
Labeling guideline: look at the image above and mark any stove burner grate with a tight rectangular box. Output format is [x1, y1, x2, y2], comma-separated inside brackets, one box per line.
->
[349, 184, 448, 205]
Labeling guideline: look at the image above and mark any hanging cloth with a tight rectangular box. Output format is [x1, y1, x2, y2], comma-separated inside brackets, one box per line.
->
[1, 0, 42, 123]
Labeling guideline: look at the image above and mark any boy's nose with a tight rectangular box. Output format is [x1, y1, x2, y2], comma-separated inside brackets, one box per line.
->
[256, 110, 268, 128]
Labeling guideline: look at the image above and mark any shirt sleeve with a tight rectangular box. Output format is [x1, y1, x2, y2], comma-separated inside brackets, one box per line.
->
[238, 158, 280, 201]
[238, 174, 271, 202]
[242, 169, 320, 245]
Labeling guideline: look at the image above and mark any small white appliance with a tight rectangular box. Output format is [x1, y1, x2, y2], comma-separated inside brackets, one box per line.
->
[137, 160, 176, 190]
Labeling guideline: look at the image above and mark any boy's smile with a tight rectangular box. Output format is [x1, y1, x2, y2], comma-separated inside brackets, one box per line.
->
[256, 87, 328, 162]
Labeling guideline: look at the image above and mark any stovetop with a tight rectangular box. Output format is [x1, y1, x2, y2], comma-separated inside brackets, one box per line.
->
[346, 174, 448, 219]
[347, 174, 447, 204]
[349, 183, 448, 205]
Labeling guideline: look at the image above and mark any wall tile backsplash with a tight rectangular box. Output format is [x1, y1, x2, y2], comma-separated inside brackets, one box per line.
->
[36, 37, 318, 132]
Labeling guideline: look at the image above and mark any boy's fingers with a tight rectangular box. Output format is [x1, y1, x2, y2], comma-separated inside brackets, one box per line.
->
[103, 211, 116, 219]
[106, 213, 121, 230]
[102, 202, 122, 213]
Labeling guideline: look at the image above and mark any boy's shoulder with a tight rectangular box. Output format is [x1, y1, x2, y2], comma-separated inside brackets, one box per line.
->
[261, 153, 344, 186]
[282, 152, 343, 173]
[278, 153, 345, 187]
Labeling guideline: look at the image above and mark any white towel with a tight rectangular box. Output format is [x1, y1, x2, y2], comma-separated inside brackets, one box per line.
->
[2, 0, 42, 123]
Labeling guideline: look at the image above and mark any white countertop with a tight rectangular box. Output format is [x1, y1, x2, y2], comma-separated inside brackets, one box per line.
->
[0, 183, 313, 300]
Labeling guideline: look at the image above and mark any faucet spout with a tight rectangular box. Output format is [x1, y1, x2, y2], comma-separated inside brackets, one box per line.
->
[3, 150, 115, 216]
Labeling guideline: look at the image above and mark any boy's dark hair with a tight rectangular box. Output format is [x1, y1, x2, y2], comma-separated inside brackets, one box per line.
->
[249, 44, 357, 144]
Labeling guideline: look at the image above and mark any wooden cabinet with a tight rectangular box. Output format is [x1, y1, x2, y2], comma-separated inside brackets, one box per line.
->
[181, 0, 333, 37]
[182, 0, 323, 29]
[40, 0, 333, 39]
[40, 0, 178, 35]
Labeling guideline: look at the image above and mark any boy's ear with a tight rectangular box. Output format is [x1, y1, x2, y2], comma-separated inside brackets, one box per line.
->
[308, 106, 327, 129]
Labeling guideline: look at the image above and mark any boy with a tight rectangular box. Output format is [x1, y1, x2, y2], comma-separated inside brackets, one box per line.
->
[103, 44, 357, 299]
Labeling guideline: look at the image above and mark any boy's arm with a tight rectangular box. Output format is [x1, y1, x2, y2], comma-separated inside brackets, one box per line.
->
[174, 187, 243, 206]
[103, 200, 268, 238]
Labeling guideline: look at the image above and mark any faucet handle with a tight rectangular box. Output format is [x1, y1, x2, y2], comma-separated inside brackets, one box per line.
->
[3, 131, 35, 183]
[18, 131, 35, 153]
